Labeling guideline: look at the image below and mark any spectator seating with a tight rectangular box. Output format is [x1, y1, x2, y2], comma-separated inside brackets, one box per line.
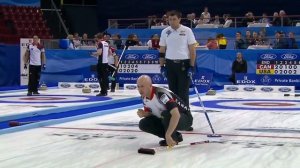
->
[0, 5, 53, 44]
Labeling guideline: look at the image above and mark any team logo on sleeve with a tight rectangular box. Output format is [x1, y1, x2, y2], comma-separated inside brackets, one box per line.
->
[166, 30, 172, 37]
[160, 94, 170, 104]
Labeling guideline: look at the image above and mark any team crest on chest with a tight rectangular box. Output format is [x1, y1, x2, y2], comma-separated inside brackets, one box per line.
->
[179, 30, 186, 36]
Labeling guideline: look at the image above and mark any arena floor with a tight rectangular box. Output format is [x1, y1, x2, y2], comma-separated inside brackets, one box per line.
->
[0, 88, 300, 168]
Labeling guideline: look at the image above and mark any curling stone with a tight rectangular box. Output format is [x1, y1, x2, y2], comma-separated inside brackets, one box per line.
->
[82, 86, 91, 93]
[39, 83, 48, 90]
[206, 88, 216, 95]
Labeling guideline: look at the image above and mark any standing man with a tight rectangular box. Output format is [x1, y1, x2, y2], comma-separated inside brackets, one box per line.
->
[23, 35, 46, 96]
[92, 33, 110, 96]
[137, 75, 193, 147]
[159, 10, 197, 104]
[230, 52, 247, 84]
[107, 46, 119, 92]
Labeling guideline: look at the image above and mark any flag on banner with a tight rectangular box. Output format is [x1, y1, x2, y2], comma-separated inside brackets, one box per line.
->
[192, 72, 213, 93]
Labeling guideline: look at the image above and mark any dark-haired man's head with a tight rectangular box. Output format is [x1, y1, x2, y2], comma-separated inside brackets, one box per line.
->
[96, 33, 104, 40]
[167, 10, 182, 29]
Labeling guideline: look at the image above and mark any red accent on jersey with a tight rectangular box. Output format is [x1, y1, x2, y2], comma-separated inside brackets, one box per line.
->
[168, 98, 176, 103]
[109, 46, 116, 53]
[32, 42, 44, 50]
[144, 107, 151, 112]
[37, 43, 44, 50]
[150, 87, 155, 100]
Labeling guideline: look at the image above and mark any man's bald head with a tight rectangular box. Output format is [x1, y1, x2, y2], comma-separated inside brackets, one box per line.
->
[137, 75, 152, 86]
[137, 75, 152, 98]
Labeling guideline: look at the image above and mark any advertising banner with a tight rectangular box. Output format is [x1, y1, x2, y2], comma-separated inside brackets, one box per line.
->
[193, 72, 213, 93]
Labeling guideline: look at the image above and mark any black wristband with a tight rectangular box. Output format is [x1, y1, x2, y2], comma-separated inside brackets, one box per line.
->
[159, 52, 165, 58]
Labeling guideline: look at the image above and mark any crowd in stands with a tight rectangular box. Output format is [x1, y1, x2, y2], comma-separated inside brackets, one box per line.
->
[147, 7, 296, 28]
[64, 32, 160, 50]
[63, 7, 298, 51]
[64, 29, 298, 51]
[234, 30, 298, 49]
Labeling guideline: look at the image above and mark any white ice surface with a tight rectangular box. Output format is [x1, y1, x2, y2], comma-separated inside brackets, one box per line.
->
[0, 88, 140, 120]
[0, 91, 300, 168]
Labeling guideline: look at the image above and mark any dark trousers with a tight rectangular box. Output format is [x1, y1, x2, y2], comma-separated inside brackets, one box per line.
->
[165, 59, 190, 104]
[219, 45, 227, 49]
[139, 111, 193, 141]
[97, 63, 109, 94]
[28, 65, 41, 93]
[229, 73, 236, 84]
[107, 64, 116, 90]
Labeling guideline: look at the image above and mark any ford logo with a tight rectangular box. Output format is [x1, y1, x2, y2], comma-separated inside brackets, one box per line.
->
[278, 87, 291, 92]
[226, 86, 239, 91]
[75, 84, 85, 88]
[89, 84, 99, 89]
[261, 87, 273, 92]
[281, 53, 297, 60]
[126, 85, 137, 90]
[60, 83, 71, 88]
[243, 87, 256, 92]
[125, 54, 139, 60]
[142, 54, 157, 60]
[260, 54, 277, 60]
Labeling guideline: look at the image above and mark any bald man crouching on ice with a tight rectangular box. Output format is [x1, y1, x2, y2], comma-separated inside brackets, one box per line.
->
[137, 75, 193, 147]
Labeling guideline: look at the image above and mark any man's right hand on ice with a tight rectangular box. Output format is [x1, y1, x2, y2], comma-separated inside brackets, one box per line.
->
[165, 134, 176, 147]
[137, 109, 149, 118]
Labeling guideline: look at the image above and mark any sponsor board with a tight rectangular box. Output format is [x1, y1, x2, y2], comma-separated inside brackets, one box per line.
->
[89, 84, 99, 89]
[58, 82, 100, 89]
[142, 54, 157, 60]
[243, 86, 256, 92]
[278, 87, 292, 92]
[224, 85, 294, 93]
[193, 73, 213, 93]
[281, 53, 298, 60]
[235, 74, 256, 85]
[125, 54, 139, 60]
[124, 84, 138, 90]
[59, 83, 71, 88]
[260, 86, 274, 92]
[152, 74, 162, 84]
[123, 84, 168, 90]
[74, 84, 85, 88]
[260, 75, 272, 85]
[224, 85, 239, 91]
[260, 53, 277, 60]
